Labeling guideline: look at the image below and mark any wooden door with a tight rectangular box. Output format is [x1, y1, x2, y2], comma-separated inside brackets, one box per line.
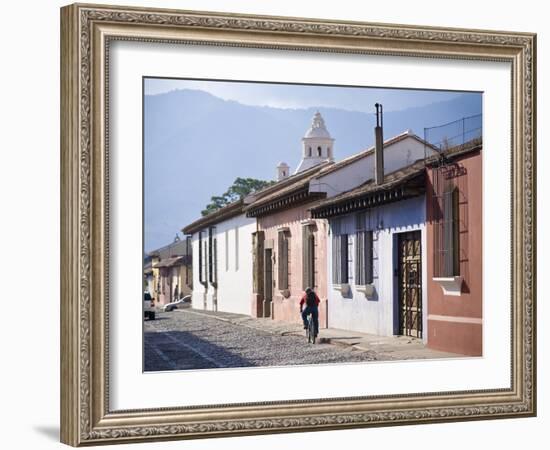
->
[398, 231, 422, 338]
[263, 249, 273, 317]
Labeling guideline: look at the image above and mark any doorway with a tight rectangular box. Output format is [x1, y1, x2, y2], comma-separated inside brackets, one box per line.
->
[263, 248, 273, 318]
[397, 231, 422, 338]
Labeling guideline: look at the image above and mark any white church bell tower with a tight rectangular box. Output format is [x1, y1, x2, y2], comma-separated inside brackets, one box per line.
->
[295, 111, 335, 174]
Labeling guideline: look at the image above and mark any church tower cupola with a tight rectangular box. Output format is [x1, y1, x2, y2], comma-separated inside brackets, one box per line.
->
[276, 161, 290, 181]
[295, 111, 335, 173]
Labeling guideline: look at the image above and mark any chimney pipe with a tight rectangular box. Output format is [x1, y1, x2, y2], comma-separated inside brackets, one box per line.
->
[374, 103, 384, 185]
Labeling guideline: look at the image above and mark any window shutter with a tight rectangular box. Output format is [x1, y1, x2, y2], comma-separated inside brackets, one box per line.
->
[212, 237, 217, 285]
[341, 234, 348, 283]
[365, 231, 373, 284]
[302, 228, 308, 290]
[198, 232, 204, 285]
[355, 231, 364, 285]
[278, 232, 283, 290]
[208, 228, 213, 284]
[225, 230, 229, 271]
[332, 234, 340, 284]
[309, 232, 315, 289]
[252, 232, 258, 293]
[302, 226, 315, 289]
[278, 232, 289, 290]
[203, 240, 208, 284]
[283, 235, 289, 290]
[442, 182, 460, 277]
[234, 227, 239, 271]
[452, 187, 460, 276]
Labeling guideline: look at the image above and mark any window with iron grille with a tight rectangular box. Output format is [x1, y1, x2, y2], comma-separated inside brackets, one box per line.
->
[302, 225, 315, 289]
[332, 224, 349, 285]
[355, 215, 374, 285]
[433, 168, 460, 277]
[208, 226, 217, 285]
[225, 229, 229, 271]
[252, 231, 265, 295]
[208, 227, 214, 284]
[234, 226, 239, 271]
[278, 231, 290, 290]
[185, 235, 192, 288]
[198, 231, 205, 285]
[202, 239, 208, 285]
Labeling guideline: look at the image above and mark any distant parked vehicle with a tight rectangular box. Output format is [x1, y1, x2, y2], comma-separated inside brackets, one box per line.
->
[163, 295, 191, 312]
[144, 292, 155, 320]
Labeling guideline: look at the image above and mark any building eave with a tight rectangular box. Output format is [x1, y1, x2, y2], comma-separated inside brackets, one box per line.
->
[246, 186, 326, 218]
[182, 199, 245, 235]
[310, 181, 425, 219]
[309, 139, 482, 220]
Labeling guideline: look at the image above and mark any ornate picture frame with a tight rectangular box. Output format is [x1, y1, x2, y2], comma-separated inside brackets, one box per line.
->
[60, 3, 536, 446]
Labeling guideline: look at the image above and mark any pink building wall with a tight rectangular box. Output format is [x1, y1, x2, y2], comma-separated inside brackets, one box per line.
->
[426, 149, 483, 356]
[256, 203, 329, 328]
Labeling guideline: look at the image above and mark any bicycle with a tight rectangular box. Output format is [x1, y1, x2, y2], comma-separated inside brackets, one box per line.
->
[306, 312, 316, 344]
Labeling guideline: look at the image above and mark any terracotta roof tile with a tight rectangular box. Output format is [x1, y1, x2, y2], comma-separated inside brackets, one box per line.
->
[310, 140, 482, 213]
[182, 199, 245, 234]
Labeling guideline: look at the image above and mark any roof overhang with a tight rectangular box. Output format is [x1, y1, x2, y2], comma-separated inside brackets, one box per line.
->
[310, 171, 425, 219]
[182, 200, 244, 235]
[245, 186, 325, 218]
[311, 185, 424, 219]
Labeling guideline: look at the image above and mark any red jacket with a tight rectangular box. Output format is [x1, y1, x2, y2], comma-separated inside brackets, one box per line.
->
[300, 292, 320, 307]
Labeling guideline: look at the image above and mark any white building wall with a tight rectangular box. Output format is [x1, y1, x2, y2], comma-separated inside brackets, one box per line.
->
[310, 135, 434, 198]
[190, 233, 208, 310]
[145, 275, 154, 297]
[189, 214, 256, 315]
[327, 195, 427, 340]
[214, 215, 256, 315]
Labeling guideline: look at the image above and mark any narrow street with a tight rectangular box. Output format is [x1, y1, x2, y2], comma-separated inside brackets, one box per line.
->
[144, 309, 387, 371]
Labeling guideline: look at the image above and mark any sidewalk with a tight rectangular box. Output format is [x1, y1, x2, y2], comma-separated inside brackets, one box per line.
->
[177, 308, 460, 360]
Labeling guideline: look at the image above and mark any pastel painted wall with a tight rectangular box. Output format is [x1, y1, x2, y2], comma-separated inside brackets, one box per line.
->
[190, 214, 256, 315]
[144, 274, 154, 298]
[310, 135, 435, 198]
[426, 150, 483, 356]
[257, 203, 329, 327]
[190, 233, 208, 310]
[327, 195, 428, 339]
[214, 215, 256, 315]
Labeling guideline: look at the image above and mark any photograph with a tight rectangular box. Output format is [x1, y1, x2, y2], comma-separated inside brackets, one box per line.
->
[142, 78, 483, 371]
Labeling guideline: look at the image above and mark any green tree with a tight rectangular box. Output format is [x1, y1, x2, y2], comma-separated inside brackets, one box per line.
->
[201, 177, 274, 216]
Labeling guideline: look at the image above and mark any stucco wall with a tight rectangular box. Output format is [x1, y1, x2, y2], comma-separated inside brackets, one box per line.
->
[190, 214, 256, 315]
[215, 215, 256, 315]
[327, 195, 427, 338]
[190, 233, 207, 310]
[426, 150, 483, 356]
[257, 203, 329, 327]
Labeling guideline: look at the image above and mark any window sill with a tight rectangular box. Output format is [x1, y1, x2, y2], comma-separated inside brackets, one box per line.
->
[333, 283, 351, 296]
[280, 289, 291, 299]
[356, 284, 375, 297]
[433, 276, 463, 296]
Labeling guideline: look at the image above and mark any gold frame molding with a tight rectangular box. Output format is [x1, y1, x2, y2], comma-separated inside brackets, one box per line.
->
[60, 3, 536, 446]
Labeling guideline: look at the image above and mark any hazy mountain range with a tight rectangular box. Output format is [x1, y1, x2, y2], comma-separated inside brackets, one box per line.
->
[144, 89, 482, 252]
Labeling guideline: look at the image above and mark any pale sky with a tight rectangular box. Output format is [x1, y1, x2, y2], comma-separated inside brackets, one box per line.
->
[144, 77, 477, 113]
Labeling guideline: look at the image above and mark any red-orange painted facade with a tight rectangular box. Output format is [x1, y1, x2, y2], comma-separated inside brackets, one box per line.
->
[426, 149, 483, 356]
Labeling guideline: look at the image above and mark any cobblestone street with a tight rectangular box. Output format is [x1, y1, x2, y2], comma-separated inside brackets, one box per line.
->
[144, 309, 389, 371]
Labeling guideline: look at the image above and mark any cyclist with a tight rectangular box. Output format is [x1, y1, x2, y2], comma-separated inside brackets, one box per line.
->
[300, 287, 320, 337]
